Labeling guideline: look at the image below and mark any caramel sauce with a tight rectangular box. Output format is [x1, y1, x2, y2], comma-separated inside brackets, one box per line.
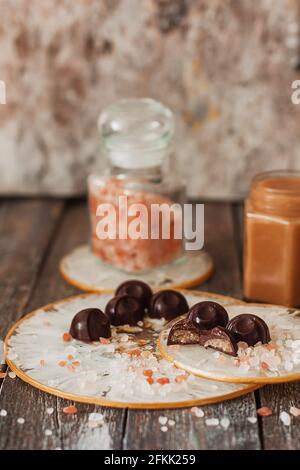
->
[244, 172, 300, 307]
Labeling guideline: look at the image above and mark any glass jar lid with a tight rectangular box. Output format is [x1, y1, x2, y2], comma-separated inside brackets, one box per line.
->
[98, 98, 175, 169]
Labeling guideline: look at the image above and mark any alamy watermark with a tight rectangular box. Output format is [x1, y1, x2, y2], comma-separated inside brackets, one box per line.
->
[0, 80, 6, 104]
[95, 197, 204, 250]
[291, 80, 300, 104]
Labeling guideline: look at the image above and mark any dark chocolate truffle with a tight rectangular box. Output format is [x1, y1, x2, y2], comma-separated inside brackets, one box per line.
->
[149, 290, 189, 321]
[167, 319, 203, 345]
[227, 314, 271, 346]
[105, 295, 144, 326]
[115, 280, 153, 310]
[69, 308, 111, 342]
[187, 301, 229, 330]
[201, 326, 238, 357]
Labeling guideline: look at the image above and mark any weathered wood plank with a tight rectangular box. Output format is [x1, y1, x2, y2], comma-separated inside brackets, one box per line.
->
[234, 202, 300, 451]
[0, 201, 125, 450]
[124, 203, 261, 450]
[0, 199, 64, 338]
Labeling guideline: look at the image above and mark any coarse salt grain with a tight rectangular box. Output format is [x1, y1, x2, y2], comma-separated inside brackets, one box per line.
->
[8, 372, 16, 379]
[279, 411, 291, 426]
[191, 407, 204, 418]
[257, 407, 272, 417]
[17, 418, 25, 424]
[205, 418, 219, 427]
[161, 426, 168, 432]
[63, 406, 78, 415]
[45, 429, 53, 436]
[46, 407, 54, 415]
[158, 416, 168, 425]
[290, 406, 300, 417]
[220, 417, 230, 430]
[168, 419, 175, 427]
[0, 409, 7, 417]
[247, 416, 257, 424]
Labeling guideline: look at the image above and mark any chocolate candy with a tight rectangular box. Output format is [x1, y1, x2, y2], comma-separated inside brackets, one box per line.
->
[201, 327, 238, 356]
[227, 314, 271, 346]
[167, 319, 238, 356]
[115, 280, 153, 310]
[70, 308, 111, 342]
[105, 295, 144, 326]
[167, 319, 204, 345]
[149, 290, 189, 320]
[187, 301, 229, 330]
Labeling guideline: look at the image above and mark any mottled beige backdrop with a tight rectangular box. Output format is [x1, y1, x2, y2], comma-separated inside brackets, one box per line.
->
[0, 0, 300, 199]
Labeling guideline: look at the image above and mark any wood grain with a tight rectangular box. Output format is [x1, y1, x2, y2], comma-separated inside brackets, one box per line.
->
[0, 200, 125, 450]
[124, 203, 261, 450]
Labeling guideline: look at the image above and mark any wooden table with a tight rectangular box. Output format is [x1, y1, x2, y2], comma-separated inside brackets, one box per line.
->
[0, 198, 299, 450]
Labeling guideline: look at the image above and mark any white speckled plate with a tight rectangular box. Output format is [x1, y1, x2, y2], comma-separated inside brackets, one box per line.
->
[60, 245, 213, 292]
[4, 292, 258, 409]
[158, 303, 300, 384]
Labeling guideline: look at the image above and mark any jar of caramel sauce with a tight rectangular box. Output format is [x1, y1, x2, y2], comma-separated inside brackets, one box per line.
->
[244, 171, 300, 307]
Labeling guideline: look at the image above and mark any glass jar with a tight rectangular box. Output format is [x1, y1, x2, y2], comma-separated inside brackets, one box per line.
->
[88, 98, 186, 273]
[244, 170, 300, 307]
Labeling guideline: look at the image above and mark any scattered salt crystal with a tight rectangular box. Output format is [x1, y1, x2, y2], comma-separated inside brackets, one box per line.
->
[119, 334, 129, 343]
[17, 418, 25, 424]
[168, 419, 175, 427]
[205, 418, 219, 427]
[45, 429, 53, 436]
[137, 321, 143, 327]
[257, 407, 272, 417]
[290, 406, 300, 417]
[191, 407, 204, 418]
[46, 407, 54, 415]
[8, 372, 16, 379]
[220, 417, 230, 430]
[0, 409, 7, 417]
[161, 426, 168, 432]
[247, 416, 257, 424]
[88, 412, 104, 428]
[280, 411, 291, 426]
[158, 416, 168, 425]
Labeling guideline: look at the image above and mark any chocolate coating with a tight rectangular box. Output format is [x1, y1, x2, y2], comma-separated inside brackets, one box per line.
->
[115, 280, 153, 310]
[70, 308, 111, 342]
[167, 319, 203, 345]
[227, 314, 271, 346]
[187, 301, 229, 330]
[105, 295, 144, 326]
[201, 326, 238, 357]
[149, 290, 189, 320]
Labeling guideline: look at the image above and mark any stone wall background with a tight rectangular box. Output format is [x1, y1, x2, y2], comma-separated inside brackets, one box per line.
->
[0, 0, 300, 199]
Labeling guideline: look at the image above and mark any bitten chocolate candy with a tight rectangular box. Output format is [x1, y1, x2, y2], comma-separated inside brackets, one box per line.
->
[201, 327, 238, 356]
[167, 319, 204, 345]
[115, 280, 153, 310]
[70, 308, 111, 342]
[105, 295, 144, 326]
[187, 301, 229, 330]
[149, 290, 189, 321]
[227, 314, 271, 346]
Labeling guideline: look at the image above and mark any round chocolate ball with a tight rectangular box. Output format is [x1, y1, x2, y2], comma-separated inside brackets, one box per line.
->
[227, 314, 271, 346]
[187, 301, 229, 330]
[149, 290, 189, 321]
[115, 280, 153, 310]
[69, 308, 111, 342]
[105, 295, 144, 326]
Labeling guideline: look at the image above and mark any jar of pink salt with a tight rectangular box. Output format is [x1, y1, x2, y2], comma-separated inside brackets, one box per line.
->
[88, 98, 186, 273]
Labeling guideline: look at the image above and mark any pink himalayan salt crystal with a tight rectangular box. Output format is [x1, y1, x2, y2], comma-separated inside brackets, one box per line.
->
[89, 177, 182, 272]
[290, 406, 300, 417]
[257, 407, 272, 417]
